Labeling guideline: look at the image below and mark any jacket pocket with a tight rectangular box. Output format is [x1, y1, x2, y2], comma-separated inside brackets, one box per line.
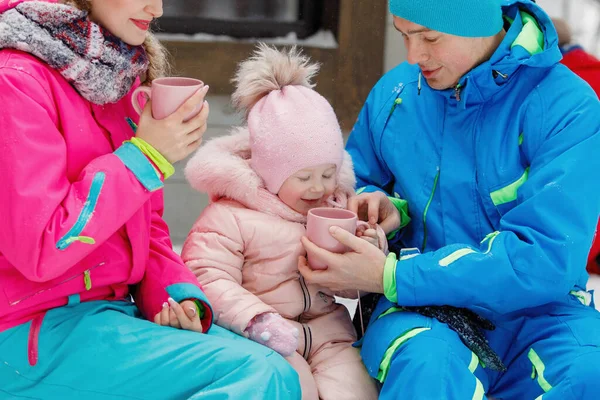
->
[3, 259, 106, 307]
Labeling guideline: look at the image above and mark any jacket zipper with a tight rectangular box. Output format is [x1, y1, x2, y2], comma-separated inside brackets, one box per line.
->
[10, 262, 105, 306]
[454, 83, 462, 102]
[298, 275, 311, 315]
[422, 169, 440, 252]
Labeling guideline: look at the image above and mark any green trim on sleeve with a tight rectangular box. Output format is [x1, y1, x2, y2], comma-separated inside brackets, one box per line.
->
[490, 168, 529, 206]
[388, 196, 411, 229]
[383, 252, 398, 303]
[128, 137, 175, 180]
[386, 228, 399, 241]
[438, 248, 477, 267]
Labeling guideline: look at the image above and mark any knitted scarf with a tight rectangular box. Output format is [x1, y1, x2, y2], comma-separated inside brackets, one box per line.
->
[355, 294, 507, 372]
[0, 1, 148, 104]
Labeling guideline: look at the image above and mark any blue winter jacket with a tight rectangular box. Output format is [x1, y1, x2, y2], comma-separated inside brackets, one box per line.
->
[347, 0, 600, 325]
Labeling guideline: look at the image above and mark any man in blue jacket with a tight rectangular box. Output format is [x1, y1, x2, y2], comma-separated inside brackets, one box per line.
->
[299, 0, 600, 398]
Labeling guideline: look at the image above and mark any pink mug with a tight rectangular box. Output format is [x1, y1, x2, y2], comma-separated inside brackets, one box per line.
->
[131, 77, 206, 121]
[305, 208, 368, 270]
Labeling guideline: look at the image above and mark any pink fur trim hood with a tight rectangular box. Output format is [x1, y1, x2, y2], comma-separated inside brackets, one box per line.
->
[185, 127, 356, 223]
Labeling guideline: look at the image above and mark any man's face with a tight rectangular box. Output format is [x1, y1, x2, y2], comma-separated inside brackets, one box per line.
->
[393, 16, 494, 90]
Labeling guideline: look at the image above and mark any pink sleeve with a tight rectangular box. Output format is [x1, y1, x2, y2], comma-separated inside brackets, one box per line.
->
[182, 203, 276, 336]
[0, 67, 159, 282]
[134, 192, 213, 332]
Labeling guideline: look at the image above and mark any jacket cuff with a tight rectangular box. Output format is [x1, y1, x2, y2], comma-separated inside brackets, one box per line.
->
[388, 196, 411, 229]
[114, 142, 164, 192]
[166, 283, 214, 332]
[129, 137, 175, 180]
[383, 252, 398, 303]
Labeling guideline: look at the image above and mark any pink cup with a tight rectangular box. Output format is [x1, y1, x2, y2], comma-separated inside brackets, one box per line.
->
[131, 77, 205, 120]
[306, 208, 366, 270]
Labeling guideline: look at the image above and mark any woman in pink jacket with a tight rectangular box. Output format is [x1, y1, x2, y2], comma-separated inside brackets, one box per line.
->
[182, 44, 382, 400]
[0, 1, 300, 398]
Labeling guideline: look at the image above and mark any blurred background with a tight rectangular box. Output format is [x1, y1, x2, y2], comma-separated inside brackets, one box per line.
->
[155, 0, 600, 270]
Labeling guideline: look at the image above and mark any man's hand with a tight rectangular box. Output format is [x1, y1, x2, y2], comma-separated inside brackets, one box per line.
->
[348, 191, 401, 234]
[299, 226, 387, 293]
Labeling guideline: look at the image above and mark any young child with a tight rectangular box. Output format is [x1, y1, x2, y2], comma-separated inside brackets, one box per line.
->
[182, 44, 383, 400]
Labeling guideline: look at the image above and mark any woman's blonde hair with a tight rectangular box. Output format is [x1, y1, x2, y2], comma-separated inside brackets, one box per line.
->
[64, 0, 170, 83]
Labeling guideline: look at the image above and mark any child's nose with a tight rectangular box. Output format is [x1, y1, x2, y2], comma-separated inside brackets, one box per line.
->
[310, 181, 325, 193]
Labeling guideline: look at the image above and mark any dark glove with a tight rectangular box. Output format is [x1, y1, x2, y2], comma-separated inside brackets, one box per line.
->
[404, 305, 506, 372]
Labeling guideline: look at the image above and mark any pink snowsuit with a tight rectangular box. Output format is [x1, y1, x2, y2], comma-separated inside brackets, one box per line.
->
[182, 128, 379, 400]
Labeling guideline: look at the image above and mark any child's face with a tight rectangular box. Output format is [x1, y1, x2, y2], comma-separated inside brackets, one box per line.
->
[278, 164, 337, 215]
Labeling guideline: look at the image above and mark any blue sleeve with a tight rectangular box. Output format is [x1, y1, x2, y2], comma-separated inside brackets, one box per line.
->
[386, 84, 600, 315]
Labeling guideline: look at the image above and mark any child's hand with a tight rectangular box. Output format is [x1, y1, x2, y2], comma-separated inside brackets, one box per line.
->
[154, 298, 203, 333]
[245, 313, 299, 357]
[357, 225, 380, 248]
[356, 222, 389, 253]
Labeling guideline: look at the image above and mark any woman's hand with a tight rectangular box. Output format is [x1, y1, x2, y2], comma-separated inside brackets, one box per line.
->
[154, 298, 204, 333]
[136, 85, 210, 164]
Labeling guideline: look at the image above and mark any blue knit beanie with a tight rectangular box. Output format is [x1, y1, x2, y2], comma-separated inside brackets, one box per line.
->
[389, 0, 503, 38]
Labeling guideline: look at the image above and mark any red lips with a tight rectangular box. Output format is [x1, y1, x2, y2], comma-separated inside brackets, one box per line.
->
[421, 67, 442, 79]
[131, 19, 151, 31]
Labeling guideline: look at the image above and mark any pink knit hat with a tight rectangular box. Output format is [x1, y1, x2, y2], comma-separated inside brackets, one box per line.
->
[232, 44, 344, 194]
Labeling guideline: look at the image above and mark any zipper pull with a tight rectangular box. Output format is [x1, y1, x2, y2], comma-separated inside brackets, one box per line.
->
[84, 270, 92, 291]
[480, 231, 500, 245]
[454, 84, 462, 101]
[389, 97, 403, 117]
[494, 70, 508, 79]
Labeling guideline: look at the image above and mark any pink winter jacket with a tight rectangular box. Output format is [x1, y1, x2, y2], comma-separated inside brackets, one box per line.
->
[0, 50, 213, 333]
[182, 128, 357, 338]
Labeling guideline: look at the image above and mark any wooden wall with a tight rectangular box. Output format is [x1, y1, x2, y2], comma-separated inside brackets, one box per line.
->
[161, 0, 387, 131]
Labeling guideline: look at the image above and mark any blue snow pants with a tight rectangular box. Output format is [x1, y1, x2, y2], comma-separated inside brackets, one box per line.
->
[0, 300, 301, 399]
[360, 295, 600, 399]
